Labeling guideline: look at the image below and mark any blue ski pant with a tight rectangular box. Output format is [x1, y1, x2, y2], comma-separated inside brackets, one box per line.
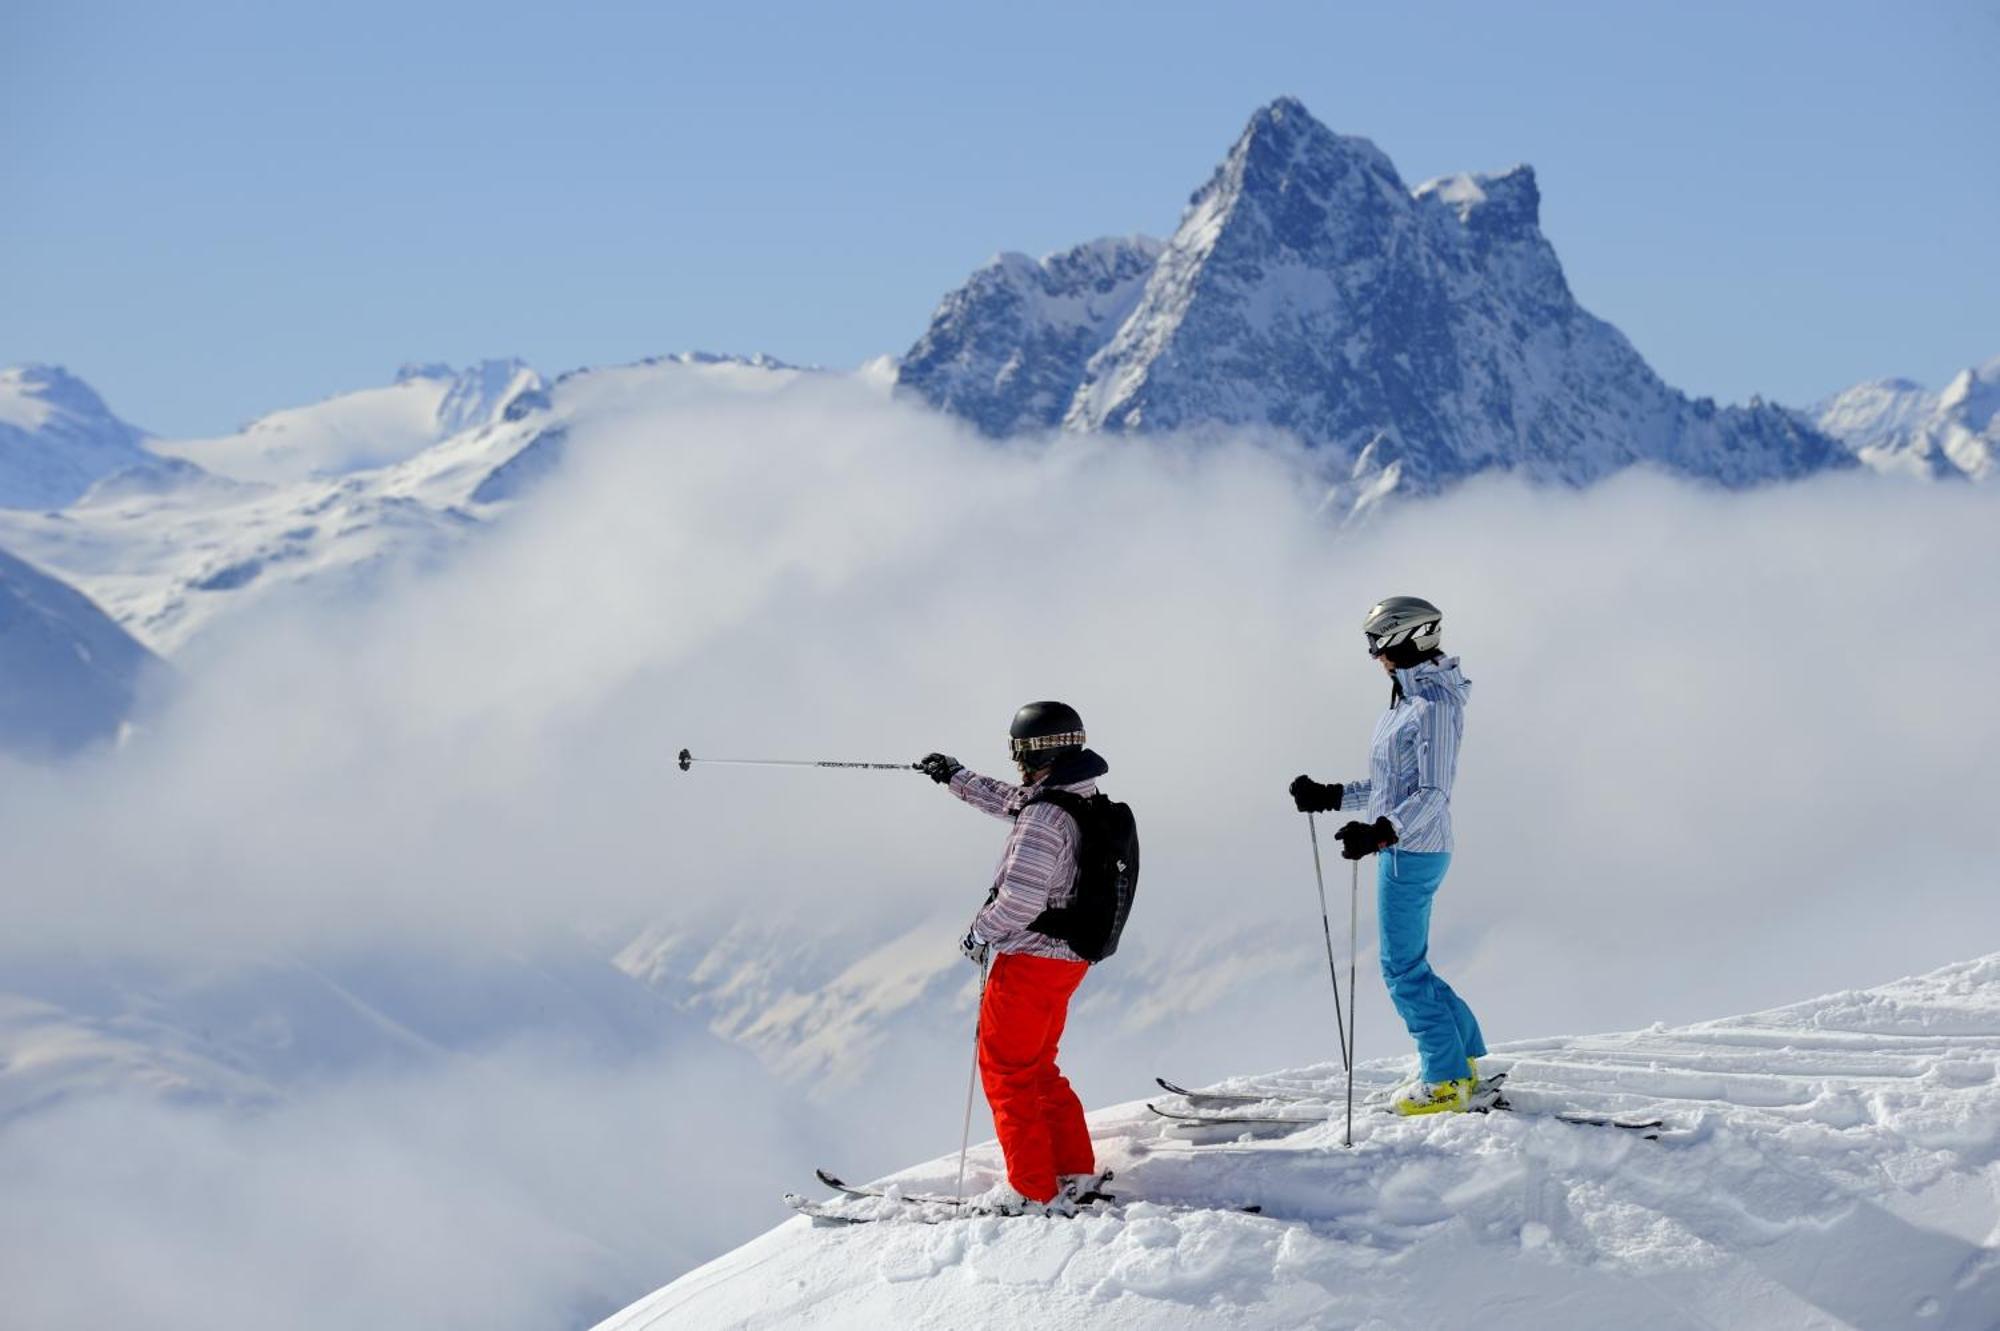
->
[1378, 849, 1486, 1084]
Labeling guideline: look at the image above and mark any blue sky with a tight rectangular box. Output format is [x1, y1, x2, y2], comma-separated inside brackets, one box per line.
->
[5, 0, 1996, 436]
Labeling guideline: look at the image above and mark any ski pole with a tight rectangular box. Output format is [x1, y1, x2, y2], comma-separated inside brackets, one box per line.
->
[677, 748, 920, 773]
[1346, 858, 1359, 1149]
[1306, 814, 1351, 1071]
[954, 955, 990, 1215]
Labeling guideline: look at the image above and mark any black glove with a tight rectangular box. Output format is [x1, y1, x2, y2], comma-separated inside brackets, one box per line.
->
[1335, 817, 1398, 861]
[1290, 775, 1343, 814]
[919, 752, 963, 784]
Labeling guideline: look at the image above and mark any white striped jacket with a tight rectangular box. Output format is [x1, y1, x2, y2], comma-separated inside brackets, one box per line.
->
[949, 769, 1090, 962]
[1338, 655, 1470, 854]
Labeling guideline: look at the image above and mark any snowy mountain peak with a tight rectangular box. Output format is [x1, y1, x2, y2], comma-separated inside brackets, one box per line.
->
[0, 364, 159, 509]
[1939, 355, 2000, 416]
[1213, 96, 1405, 204]
[894, 235, 1164, 437]
[393, 358, 546, 429]
[1154, 97, 1409, 303]
[151, 359, 548, 485]
[1815, 353, 2000, 481]
[900, 98, 1852, 503]
[636, 351, 804, 372]
[1416, 163, 1540, 235]
[0, 363, 125, 432]
[992, 235, 1163, 290]
[434, 359, 544, 433]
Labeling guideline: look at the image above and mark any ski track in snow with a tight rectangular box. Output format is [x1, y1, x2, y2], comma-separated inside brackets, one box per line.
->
[598, 956, 2000, 1330]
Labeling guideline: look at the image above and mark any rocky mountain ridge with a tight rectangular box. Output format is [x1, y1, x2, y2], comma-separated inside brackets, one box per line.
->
[897, 98, 1855, 507]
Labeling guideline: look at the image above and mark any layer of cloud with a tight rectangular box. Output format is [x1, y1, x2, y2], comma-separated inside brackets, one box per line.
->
[0, 1042, 811, 1330]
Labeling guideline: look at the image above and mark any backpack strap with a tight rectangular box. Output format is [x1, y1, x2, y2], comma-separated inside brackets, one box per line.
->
[1020, 787, 1090, 822]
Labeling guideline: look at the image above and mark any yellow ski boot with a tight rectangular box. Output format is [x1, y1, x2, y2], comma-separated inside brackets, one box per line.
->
[1392, 1076, 1477, 1116]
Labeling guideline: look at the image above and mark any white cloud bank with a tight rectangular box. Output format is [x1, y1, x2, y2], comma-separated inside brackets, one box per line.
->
[1, 367, 1996, 1327]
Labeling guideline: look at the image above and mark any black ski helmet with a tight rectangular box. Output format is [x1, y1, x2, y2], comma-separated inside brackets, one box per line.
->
[1009, 700, 1085, 769]
[1363, 596, 1444, 664]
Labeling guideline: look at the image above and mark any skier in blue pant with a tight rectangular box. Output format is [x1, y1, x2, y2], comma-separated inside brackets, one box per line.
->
[1290, 595, 1487, 1115]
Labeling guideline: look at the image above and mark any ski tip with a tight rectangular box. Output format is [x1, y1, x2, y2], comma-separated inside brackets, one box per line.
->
[1155, 1076, 1192, 1096]
[814, 1167, 848, 1190]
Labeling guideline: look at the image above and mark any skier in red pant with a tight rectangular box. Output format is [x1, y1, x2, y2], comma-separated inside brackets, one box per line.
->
[918, 700, 1134, 1216]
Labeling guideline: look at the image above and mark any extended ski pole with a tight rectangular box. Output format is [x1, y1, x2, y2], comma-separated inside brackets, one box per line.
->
[1346, 858, 1359, 1149]
[954, 955, 990, 1215]
[677, 748, 919, 773]
[1306, 814, 1351, 1071]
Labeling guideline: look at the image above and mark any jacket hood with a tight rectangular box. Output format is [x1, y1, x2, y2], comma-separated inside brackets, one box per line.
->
[1393, 654, 1470, 706]
[1039, 747, 1110, 786]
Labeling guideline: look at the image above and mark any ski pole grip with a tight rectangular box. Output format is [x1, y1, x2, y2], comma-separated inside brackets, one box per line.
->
[677, 748, 692, 772]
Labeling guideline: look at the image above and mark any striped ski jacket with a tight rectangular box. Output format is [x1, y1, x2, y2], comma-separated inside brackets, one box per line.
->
[950, 767, 1096, 963]
[1338, 654, 1470, 854]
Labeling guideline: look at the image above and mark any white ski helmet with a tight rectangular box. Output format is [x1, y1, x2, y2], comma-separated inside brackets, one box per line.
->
[1362, 596, 1444, 659]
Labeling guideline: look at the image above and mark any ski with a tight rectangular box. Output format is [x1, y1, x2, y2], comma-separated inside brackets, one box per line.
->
[809, 1167, 1116, 1209]
[1478, 1089, 1667, 1139]
[1150, 1073, 1509, 1127]
[786, 1193, 1102, 1226]
[1154, 1076, 1323, 1107]
[1148, 1102, 1322, 1129]
[1476, 1081, 1665, 1136]
[1154, 1073, 1668, 1140]
[1372, 1073, 1665, 1134]
[811, 1168, 961, 1207]
[1545, 1109, 1666, 1137]
[786, 1190, 1262, 1226]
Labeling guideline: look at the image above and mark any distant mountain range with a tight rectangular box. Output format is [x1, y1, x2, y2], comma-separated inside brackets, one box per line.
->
[1811, 355, 1999, 482]
[146, 359, 549, 484]
[900, 98, 1918, 508]
[0, 354, 813, 756]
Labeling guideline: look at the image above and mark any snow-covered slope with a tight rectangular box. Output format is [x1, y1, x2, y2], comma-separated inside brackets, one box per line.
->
[1817, 355, 2000, 481]
[897, 98, 1850, 507]
[0, 365, 167, 509]
[0, 545, 162, 759]
[150, 360, 547, 484]
[0, 458, 494, 654]
[602, 954, 2000, 1330]
[0, 356, 799, 654]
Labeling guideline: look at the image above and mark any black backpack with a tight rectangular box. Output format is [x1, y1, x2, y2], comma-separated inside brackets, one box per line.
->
[1022, 788, 1139, 963]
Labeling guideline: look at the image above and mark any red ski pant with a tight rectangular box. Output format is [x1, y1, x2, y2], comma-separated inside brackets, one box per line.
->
[978, 951, 1094, 1204]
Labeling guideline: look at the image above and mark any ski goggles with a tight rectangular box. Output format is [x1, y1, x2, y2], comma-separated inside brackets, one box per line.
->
[1010, 731, 1086, 763]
